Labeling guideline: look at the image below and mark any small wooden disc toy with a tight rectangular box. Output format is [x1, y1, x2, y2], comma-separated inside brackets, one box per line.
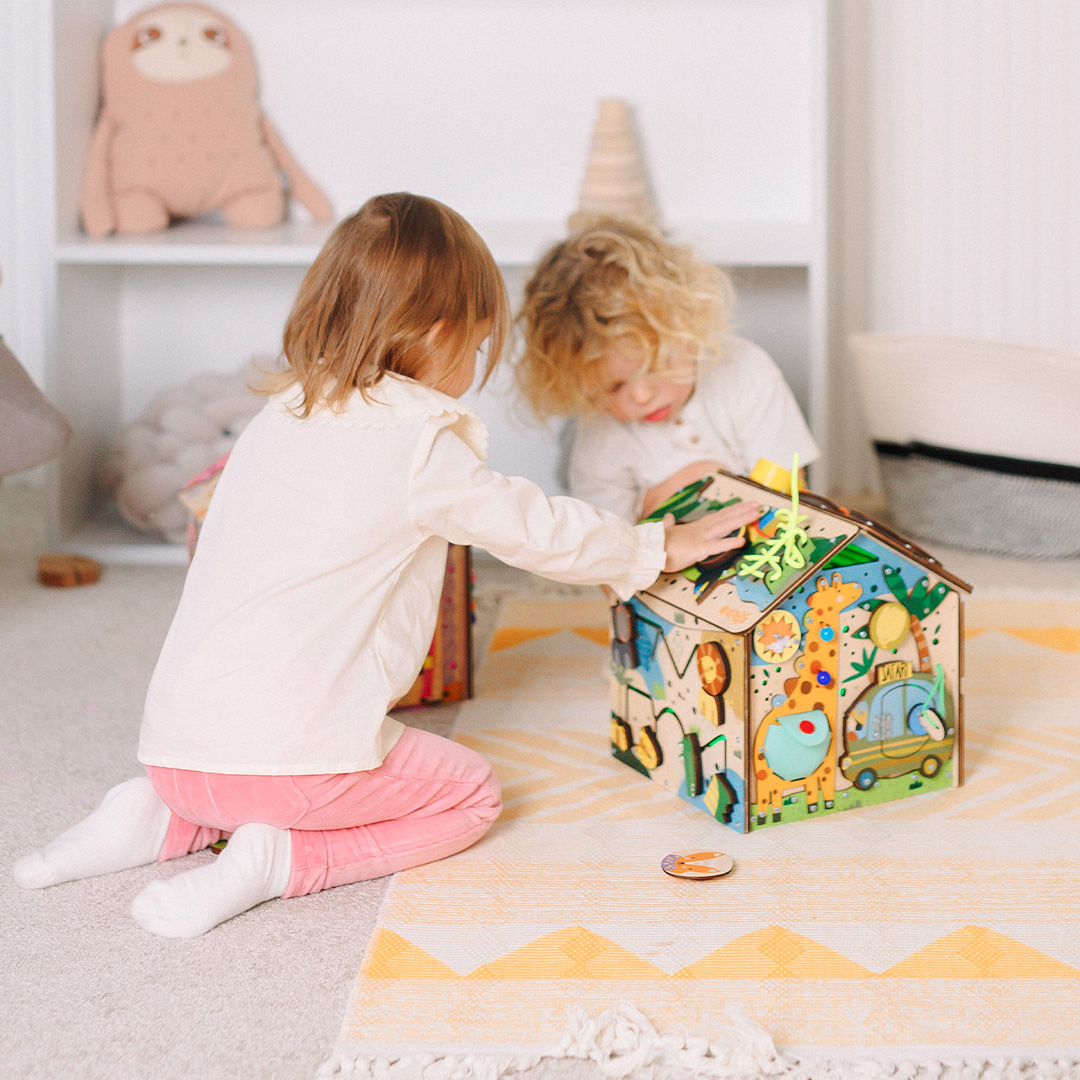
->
[37, 553, 101, 588]
[661, 851, 734, 880]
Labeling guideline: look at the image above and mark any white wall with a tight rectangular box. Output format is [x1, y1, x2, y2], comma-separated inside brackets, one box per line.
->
[108, 0, 814, 239]
[51, 0, 819, 504]
[867, 0, 1080, 347]
[831, 0, 1080, 495]
[16, 2, 1073, 501]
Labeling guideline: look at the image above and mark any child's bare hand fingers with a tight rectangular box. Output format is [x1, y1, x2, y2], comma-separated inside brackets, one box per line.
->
[700, 503, 759, 537]
[700, 535, 746, 561]
[709, 534, 747, 554]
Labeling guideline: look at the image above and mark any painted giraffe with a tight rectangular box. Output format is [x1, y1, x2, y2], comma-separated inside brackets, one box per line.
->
[752, 572, 862, 824]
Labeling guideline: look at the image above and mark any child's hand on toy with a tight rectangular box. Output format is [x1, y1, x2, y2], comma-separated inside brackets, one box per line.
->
[662, 500, 760, 573]
[641, 460, 723, 519]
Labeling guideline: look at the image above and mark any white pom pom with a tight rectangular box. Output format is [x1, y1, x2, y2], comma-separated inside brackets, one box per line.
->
[188, 372, 236, 399]
[146, 499, 190, 543]
[152, 432, 184, 461]
[158, 404, 220, 443]
[103, 366, 265, 539]
[145, 386, 199, 420]
[117, 462, 185, 535]
[204, 394, 261, 429]
[175, 444, 220, 484]
[118, 423, 158, 462]
[210, 436, 237, 459]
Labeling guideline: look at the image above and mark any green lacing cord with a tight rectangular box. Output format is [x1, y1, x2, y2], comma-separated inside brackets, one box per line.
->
[739, 453, 810, 587]
[921, 663, 946, 724]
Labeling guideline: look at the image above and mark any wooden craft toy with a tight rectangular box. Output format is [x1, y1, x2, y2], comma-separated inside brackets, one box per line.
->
[568, 98, 660, 233]
[37, 554, 101, 588]
[660, 851, 734, 880]
[393, 543, 474, 708]
[608, 461, 971, 833]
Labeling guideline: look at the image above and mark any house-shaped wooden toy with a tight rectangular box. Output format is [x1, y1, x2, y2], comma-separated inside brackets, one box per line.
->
[608, 467, 971, 833]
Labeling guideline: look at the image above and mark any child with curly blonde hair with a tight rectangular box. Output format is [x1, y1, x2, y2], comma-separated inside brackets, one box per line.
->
[517, 219, 818, 521]
[14, 194, 758, 937]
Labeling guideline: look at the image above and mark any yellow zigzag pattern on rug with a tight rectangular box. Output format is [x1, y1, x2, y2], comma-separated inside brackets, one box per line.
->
[461, 721, 1080, 824]
[364, 925, 1080, 981]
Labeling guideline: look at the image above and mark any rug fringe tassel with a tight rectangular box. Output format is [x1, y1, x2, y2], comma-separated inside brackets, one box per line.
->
[316, 1050, 541, 1080]
[318, 1002, 1080, 1080]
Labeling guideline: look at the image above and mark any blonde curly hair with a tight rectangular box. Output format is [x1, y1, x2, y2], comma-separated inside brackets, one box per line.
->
[515, 218, 733, 419]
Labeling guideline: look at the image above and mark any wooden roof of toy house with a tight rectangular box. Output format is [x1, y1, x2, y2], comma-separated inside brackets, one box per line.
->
[637, 468, 972, 635]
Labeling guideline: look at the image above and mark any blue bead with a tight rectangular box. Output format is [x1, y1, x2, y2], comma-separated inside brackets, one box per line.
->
[816, 671, 831, 686]
[819, 626, 835, 641]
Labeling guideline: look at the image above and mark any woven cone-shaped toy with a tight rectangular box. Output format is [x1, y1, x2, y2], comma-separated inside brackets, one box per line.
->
[568, 99, 661, 233]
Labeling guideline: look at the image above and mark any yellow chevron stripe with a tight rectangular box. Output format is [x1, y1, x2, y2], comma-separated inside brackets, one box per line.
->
[1005, 627, 1080, 651]
[501, 776, 668, 822]
[481, 727, 614, 757]
[964, 626, 1080, 650]
[489, 627, 561, 651]
[364, 926, 1080, 981]
[676, 926, 874, 980]
[883, 926, 1080, 978]
[364, 930, 460, 979]
[466, 926, 666, 980]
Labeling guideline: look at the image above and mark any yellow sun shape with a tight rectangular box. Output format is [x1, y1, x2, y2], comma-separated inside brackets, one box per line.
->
[753, 609, 802, 662]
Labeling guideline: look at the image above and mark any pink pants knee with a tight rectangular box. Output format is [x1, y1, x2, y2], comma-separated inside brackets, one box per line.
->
[145, 726, 501, 897]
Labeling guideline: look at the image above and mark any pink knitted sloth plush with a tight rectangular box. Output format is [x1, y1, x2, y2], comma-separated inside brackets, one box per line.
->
[80, 3, 333, 236]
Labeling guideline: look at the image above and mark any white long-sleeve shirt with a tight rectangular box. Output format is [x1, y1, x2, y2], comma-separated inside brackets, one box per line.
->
[570, 336, 820, 522]
[138, 374, 666, 776]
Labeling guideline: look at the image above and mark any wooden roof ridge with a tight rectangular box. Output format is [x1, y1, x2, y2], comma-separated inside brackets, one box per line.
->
[727, 470, 974, 595]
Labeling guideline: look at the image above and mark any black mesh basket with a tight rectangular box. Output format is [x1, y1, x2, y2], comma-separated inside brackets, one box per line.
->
[875, 442, 1080, 559]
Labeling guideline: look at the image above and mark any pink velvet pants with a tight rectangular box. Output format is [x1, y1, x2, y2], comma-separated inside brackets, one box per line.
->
[145, 726, 501, 898]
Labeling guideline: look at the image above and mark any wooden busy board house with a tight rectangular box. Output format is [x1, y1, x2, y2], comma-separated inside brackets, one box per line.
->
[608, 466, 971, 833]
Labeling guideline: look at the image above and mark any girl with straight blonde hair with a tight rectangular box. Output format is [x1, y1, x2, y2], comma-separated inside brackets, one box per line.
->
[15, 193, 756, 937]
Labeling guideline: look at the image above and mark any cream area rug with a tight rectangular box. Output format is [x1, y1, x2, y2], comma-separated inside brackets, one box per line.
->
[320, 593, 1080, 1079]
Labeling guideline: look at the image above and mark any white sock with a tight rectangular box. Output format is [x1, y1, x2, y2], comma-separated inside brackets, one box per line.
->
[13, 776, 172, 889]
[130, 822, 292, 938]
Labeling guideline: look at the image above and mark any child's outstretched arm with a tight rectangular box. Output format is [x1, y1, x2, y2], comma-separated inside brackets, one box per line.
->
[661, 500, 759, 572]
[411, 425, 665, 599]
[411, 424, 758, 598]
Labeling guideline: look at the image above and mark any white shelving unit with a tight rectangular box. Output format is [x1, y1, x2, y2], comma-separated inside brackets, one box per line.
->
[55, 218, 812, 270]
[3, 0, 829, 564]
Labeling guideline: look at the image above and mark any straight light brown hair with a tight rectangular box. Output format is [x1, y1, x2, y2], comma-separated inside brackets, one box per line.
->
[268, 193, 509, 415]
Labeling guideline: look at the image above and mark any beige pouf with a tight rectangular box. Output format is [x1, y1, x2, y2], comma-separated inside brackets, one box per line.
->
[850, 333, 1080, 558]
[0, 336, 71, 477]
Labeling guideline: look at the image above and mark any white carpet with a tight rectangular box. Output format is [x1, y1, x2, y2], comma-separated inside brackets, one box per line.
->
[3, 478, 1080, 1080]
[0, 484, 464, 1080]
